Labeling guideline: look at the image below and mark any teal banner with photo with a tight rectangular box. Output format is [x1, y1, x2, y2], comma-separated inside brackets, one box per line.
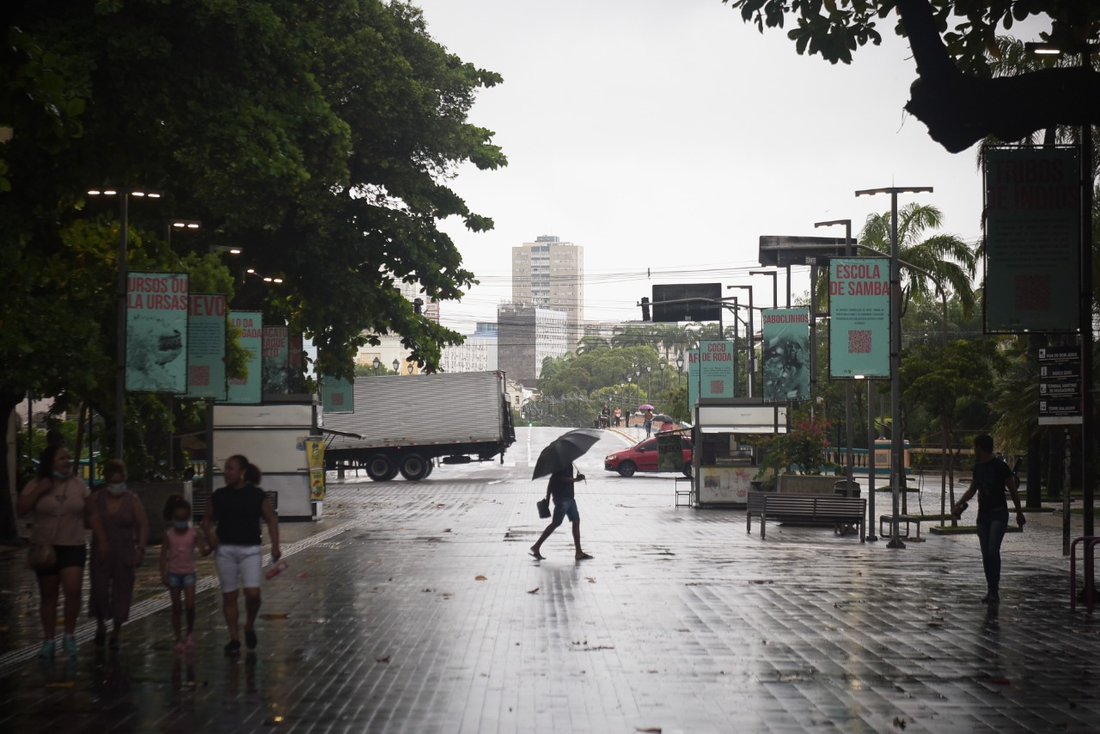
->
[322, 375, 354, 413]
[262, 326, 290, 395]
[126, 272, 188, 393]
[226, 311, 262, 404]
[984, 147, 1080, 332]
[829, 258, 890, 378]
[761, 308, 810, 402]
[186, 293, 227, 400]
[698, 341, 735, 399]
[687, 348, 699, 409]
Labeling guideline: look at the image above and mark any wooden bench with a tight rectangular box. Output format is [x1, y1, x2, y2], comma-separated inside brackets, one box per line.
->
[747, 492, 866, 541]
[879, 513, 954, 540]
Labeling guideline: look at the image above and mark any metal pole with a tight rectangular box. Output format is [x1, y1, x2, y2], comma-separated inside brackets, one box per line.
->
[206, 398, 215, 488]
[1080, 73, 1095, 537]
[747, 287, 754, 398]
[867, 380, 877, 540]
[115, 193, 129, 460]
[888, 190, 905, 548]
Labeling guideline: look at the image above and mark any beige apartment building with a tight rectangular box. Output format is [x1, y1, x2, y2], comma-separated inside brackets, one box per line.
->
[511, 235, 584, 347]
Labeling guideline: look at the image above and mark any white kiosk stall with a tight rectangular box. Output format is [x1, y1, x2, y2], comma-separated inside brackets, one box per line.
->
[693, 398, 787, 507]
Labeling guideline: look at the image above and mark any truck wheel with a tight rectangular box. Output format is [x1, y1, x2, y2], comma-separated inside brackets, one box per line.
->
[366, 455, 397, 482]
[617, 461, 637, 478]
[399, 453, 430, 481]
[424, 461, 434, 477]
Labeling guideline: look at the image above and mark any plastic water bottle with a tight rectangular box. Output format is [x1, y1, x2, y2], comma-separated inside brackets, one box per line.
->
[954, 502, 968, 520]
[264, 561, 289, 580]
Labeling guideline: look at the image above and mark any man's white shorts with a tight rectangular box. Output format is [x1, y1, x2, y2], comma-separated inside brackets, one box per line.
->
[215, 544, 263, 592]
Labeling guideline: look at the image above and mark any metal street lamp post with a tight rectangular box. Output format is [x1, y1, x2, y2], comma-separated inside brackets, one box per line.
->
[727, 285, 755, 397]
[646, 365, 652, 403]
[372, 357, 382, 375]
[856, 186, 933, 549]
[87, 188, 161, 460]
[659, 358, 666, 394]
[676, 353, 684, 385]
[392, 359, 400, 374]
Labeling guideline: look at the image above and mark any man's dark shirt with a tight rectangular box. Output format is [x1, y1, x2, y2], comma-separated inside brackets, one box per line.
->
[548, 470, 574, 502]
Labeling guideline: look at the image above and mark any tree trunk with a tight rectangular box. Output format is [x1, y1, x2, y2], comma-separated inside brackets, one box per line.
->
[0, 391, 24, 542]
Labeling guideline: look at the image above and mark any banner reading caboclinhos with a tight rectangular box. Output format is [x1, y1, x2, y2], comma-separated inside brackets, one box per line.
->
[761, 308, 810, 402]
[126, 272, 188, 393]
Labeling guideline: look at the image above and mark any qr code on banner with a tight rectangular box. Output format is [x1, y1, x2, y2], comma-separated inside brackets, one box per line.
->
[848, 330, 872, 354]
[709, 380, 725, 393]
[331, 394, 344, 406]
[1015, 273, 1051, 311]
[189, 365, 210, 387]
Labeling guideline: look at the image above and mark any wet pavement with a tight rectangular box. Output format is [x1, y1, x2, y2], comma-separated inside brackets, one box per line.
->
[1, 426, 1098, 733]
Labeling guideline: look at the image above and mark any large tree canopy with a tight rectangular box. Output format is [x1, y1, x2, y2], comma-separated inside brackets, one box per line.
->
[725, 0, 1100, 152]
[0, 0, 504, 538]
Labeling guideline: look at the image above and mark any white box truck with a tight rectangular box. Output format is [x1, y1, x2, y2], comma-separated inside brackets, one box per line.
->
[322, 371, 515, 481]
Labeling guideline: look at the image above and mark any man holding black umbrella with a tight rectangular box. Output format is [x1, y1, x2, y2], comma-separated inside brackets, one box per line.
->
[530, 465, 591, 561]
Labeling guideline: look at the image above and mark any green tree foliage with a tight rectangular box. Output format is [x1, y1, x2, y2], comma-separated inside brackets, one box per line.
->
[0, 0, 504, 540]
[723, 0, 1100, 151]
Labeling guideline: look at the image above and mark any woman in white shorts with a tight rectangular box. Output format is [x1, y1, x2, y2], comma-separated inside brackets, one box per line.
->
[202, 455, 280, 656]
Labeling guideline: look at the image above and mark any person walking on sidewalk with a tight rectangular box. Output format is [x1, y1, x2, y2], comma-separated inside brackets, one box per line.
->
[203, 456, 280, 656]
[530, 465, 592, 561]
[952, 434, 1026, 604]
[17, 444, 91, 660]
[87, 459, 149, 651]
[160, 495, 210, 653]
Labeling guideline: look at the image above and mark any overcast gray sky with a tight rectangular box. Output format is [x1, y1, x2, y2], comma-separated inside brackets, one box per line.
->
[414, 0, 1046, 333]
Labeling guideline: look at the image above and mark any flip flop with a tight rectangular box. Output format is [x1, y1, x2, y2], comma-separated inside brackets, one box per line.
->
[575, 553, 594, 561]
[529, 550, 544, 560]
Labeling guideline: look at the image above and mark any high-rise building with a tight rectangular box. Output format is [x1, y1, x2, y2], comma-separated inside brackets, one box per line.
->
[497, 303, 569, 387]
[440, 323, 499, 373]
[511, 235, 583, 347]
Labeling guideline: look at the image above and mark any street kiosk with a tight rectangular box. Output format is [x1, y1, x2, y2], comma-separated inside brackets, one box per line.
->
[693, 398, 787, 507]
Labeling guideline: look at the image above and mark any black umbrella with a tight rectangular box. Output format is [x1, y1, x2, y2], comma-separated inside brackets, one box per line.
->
[532, 428, 603, 479]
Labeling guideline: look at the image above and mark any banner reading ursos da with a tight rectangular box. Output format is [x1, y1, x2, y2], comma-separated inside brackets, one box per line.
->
[829, 258, 890, 378]
[761, 308, 810, 403]
[126, 272, 188, 393]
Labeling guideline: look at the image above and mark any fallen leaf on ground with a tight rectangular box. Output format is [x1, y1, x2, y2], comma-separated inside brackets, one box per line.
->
[749, 579, 773, 585]
[375, 655, 391, 663]
[297, 572, 308, 578]
[527, 587, 539, 594]
[260, 612, 289, 620]
[635, 727, 662, 733]
[587, 577, 596, 584]
[988, 676, 1011, 685]
[892, 717, 906, 729]
[475, 575, 487, 581]
[45, 681, 75, 689]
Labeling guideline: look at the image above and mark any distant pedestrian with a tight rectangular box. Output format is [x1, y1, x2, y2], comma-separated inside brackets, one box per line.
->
[203, 455, 281, 655]
[87, 459, 149, 651]
[530, 465, 592, 561]
[160, 495, 210, 653]
[17, 444, 90, 660]
[643, 409, 654, 437]
[952, 434, 1026, 604]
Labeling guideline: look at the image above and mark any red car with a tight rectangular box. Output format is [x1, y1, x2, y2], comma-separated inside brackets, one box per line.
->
[605, 436, 693, 477]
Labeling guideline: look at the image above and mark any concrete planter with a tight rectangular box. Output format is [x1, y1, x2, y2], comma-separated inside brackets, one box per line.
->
[775, 474, 841, 495]
[129, 480, 192, 545]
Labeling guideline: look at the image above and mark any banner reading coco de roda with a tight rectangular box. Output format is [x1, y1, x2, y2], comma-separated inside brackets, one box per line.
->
[761, 308, 810, 402]
[829, 258, 890, 378]
[984, 147, 1080, 332]
[321, 375, 354, 413]
[698, 341, 735, 399]
[126, 272, 188, 393]
[226, 311, 262, 404]
[186, 293, 227, 400]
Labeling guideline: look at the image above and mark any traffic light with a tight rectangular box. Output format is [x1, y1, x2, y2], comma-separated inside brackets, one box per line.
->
[640, 297, 651, 321]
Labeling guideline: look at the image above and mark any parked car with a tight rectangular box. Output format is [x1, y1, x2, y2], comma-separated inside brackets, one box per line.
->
[605, 436, 693, 477]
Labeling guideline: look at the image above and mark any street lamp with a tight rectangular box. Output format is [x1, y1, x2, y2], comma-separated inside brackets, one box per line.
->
[372, 357, 382, 375]
[165, 219, 201, 248]
[646, 365, 652, 403]
[407, 363, 414, 375]
[856, 185, 933, 549]
[676, 353, 685, 384]
[244, 268, 284, 284]
[87, 187, 162, 460]
[727, 285, 755, 398]
[392, 359, 400, 374]
[659, 358, 666, 393]
[750, 268, 783, 309]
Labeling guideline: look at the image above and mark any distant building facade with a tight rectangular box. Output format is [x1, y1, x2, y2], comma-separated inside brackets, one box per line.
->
[440, 323, 499, 373]
[511, 235, 584, 347]
[497, 303, 569, 387]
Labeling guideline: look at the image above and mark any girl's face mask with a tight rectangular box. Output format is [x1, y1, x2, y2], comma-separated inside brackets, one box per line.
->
[106, 482, 126, 496]
[173, 520, 190, 530]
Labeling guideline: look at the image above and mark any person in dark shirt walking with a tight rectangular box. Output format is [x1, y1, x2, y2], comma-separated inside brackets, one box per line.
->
[530, 465, 592, 561]
[952, 434, 1025, 604]
[203, 455, 280, 655]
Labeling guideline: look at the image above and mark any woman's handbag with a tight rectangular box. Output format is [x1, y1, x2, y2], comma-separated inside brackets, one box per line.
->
[26, 541, 56, 572]
[536, 498, 551, 519]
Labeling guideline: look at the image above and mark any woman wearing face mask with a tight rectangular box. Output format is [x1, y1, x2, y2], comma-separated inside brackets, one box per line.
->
[86, 459, 149, 651]
[16, 444, 91, 659]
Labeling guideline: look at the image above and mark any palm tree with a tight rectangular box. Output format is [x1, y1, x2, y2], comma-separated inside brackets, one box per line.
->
[857, 203, 978, 319]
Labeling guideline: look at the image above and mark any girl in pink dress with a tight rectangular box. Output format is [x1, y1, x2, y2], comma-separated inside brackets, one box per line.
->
[159, 495, 209, 653]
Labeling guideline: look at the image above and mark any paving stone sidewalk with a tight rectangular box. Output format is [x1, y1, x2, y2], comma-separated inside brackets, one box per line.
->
[0, 448, 1097, 733]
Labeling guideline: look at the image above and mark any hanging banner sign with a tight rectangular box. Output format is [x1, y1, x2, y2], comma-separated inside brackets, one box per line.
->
[186, 293, 227, 400]
[321, 375, 354, 413]
[687, 348, 700, 409]
[261, 326, 290, 395]
[984, 147, 1080, 332]
[699, 341, 735, 399]
[288, 333, 305, 394]
[126, 272, 189, 393]
[829, 258, 890, 378]
[1038, 346, 1082, 425]
[657, 432, 684, 472]
[761, 308, 811, 402]
[226, 311, 262, 404]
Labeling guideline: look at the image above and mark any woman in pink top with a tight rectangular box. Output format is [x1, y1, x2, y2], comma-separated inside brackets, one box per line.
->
[16, 444, 90, 660]
[159, 495, 210, 653]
